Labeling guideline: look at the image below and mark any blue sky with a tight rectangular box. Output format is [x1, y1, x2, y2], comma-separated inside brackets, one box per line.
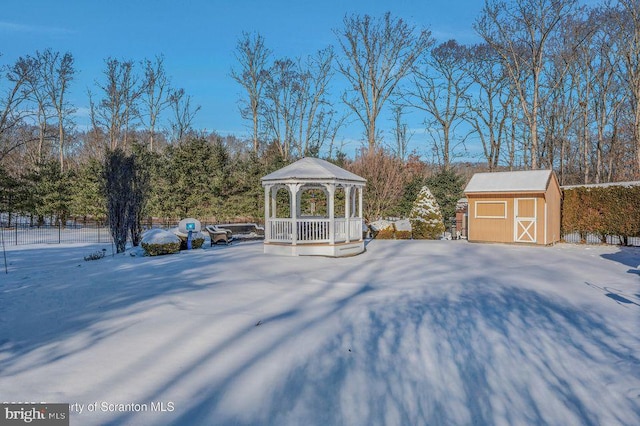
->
[1, 0, 488, 156]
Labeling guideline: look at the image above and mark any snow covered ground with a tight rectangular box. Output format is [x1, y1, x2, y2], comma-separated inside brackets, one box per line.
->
[1, 240, 639, 425]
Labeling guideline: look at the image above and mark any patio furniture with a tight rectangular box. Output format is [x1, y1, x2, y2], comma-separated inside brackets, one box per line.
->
[205, 225, 233, 246]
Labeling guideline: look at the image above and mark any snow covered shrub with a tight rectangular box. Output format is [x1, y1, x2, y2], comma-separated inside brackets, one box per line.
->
[143, 242, 181, 256]
[394, 219, 412, 239]
[410, 186, 445, 239]
[369, 220, 395, 239]
[84, 249, 106, 261]
[141, 229, 181, 256]
[177, 232, 206, 250]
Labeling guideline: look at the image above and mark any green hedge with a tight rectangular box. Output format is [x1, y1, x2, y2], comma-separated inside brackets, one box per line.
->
[562, 186, 640, 245]
[178, 236, 205, 250]
[375, 227, 395, 239]
[142, 241, 181, 256]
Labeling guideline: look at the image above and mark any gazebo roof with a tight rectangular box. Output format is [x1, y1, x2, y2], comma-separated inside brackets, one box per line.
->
[261, 157, 366, 184]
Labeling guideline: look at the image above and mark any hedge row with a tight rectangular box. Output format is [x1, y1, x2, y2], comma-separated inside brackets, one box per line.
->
[562, 186, 640, 245]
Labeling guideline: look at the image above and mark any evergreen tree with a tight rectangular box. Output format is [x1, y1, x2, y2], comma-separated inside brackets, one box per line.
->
[71, 159, 107, 222]
[164, 137, 230, 219]
[145, 150, 172, 219]
[425, 168, 465, 222]
[410, 186, 445, 239]
[104, 149, 135, 253]
[22, 161, 73, 226]
[224, 151, 264, 221]
[399, 175, 426, 217]
[0, 166, 20, 226]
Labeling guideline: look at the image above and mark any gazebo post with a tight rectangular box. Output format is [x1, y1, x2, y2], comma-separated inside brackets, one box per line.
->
[358, 187, 363, 241]
[345, 186, 351, 243]
[288, 183, 300, 246]
[264, 185, 271, 242]
[270, 186, 277, 220]
[330, 185, 336, 244]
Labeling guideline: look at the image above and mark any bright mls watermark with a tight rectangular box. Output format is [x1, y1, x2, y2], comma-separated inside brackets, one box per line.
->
[0, 403, 68, 425]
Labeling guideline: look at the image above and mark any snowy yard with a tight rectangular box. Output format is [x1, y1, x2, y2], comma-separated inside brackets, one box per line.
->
[1, 240, 639, 425]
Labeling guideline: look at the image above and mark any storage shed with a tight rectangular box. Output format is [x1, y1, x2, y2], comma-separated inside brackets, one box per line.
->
[463, 170, 561, 245]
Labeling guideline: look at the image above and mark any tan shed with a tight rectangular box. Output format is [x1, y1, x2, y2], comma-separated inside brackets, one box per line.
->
[463, 170, 561, 245]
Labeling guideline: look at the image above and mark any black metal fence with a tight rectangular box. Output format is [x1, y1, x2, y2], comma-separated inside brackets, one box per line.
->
[2, 221, 637, 247]
[1, 223, 113, 246]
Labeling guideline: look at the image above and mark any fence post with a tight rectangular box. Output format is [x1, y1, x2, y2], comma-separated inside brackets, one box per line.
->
[15, 223, 17, 245]
[58, 221, 61, 244]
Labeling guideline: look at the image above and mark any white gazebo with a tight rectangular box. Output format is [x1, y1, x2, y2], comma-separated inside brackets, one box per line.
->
[261, 157, 366, 257]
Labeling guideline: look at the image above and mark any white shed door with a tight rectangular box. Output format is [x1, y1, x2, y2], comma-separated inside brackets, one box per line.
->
[515, 198, 537, 243]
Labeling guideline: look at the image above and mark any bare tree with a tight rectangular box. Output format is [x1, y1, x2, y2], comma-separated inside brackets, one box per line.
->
[24, 54, 52, 165]
[324, 111, 351, 160]
[390, 104, 412, 161]
[0, 56, 35, 161]
[587, 7, 626, 183]
[168, 88, 200, 143]
[335, 12, 433, 149]
[405, 40, 473, 170]
[565, 11, 597, 183]
[475, 0, 579, 169]
[262, 58, 299, 160]
[141, 55, 170, 152]
[346, 147, 407, 220]
[465, 43, 515, 170]
[231, 32, 271, 154]
[618, 0, 640, 177]
[89, 58, 142, 150]
[295, 47, 336, 157]
[261, 48, 338, 159]
[38, 49, 75, 171]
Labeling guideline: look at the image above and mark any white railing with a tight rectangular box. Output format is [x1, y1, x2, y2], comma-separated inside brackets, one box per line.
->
[267, 217, 363, 244]
[335, 218, 347, 242]
[349, 218, 362, 240]
[297, 218, 330, 242]
[269, 219, 293, 242]
[335, 218, 364, 242]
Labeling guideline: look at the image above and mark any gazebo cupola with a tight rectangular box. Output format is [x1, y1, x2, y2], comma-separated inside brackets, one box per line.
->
[261, 157, 366, 257]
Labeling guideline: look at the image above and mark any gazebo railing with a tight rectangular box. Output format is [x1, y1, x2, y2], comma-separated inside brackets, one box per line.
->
[298, 218, 331, 242]
[269, 218, 293, 242]
[334, 218, 363, 241]
[267, 217, 362, 244]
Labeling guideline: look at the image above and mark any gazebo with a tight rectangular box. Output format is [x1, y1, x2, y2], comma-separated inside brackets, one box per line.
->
[261, 157, 366, 257]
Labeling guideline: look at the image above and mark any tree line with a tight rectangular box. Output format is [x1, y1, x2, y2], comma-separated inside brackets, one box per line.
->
[1, 0, 639, 231]
[233, 0, 640, 183]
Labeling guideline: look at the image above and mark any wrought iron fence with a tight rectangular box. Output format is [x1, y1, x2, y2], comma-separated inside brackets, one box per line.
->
[0, 219, 266, 246]
[2, 220, 637, 247]
[0, 223, 113, 246]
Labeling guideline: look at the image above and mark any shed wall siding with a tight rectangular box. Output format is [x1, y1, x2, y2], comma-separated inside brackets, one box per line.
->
[468, 193, 546, 244]
[544, 176, 562, 244]
[469, 194, 514, 243]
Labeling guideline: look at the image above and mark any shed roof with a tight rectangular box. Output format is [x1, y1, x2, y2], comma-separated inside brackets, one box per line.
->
[464, 170, 554, 193]
[261, 157, 366, 184]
